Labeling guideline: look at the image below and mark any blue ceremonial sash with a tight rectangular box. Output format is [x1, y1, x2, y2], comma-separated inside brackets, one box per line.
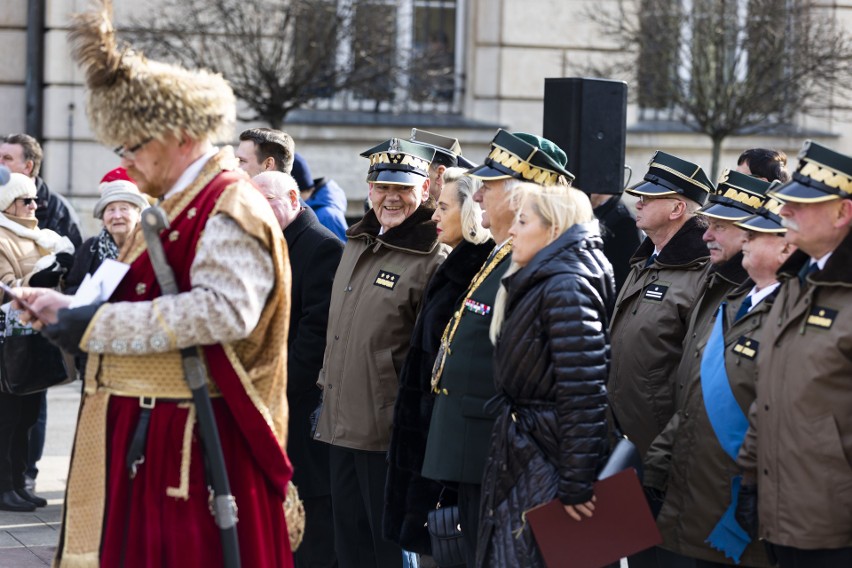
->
[700, 303, 751, 563]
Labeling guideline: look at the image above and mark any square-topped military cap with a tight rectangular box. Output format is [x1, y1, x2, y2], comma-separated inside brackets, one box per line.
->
[361, 138, 436, 186]
[627, 151, 713, 206]
[734, 187, 786, 234]
[409, 128, 476, 169]
[698, 169, 773, 221]
[768, 140, 852, 203]
[466, 129, 575, 186]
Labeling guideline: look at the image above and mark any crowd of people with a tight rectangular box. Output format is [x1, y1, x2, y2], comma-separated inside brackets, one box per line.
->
[0, 2, 850, 568]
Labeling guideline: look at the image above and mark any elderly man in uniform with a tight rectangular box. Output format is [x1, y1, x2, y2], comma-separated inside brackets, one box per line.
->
[609, 152, 713, 457]
[668, 171, 774, 410]
[312, 138, 447, 568]
[607, 152, 712, 568]
[15, 2, 295, 566]
[422, 129, 575, 568]
[644, 184, 787, 568]
[736, 141, 852, 568]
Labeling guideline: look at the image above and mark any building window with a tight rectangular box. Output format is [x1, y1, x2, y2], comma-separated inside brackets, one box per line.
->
[636, 0, 793, 123]
[305, 0, 464, 114]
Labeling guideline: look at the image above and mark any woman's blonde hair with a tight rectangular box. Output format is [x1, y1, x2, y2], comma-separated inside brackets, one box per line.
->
[441, 167, 491, 245]
[489, 183, 594, 344]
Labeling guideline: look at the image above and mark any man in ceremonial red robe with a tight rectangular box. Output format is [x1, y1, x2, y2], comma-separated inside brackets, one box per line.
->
[14, 1, 296, 566]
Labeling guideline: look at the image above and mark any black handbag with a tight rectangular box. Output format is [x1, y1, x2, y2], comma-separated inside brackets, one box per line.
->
[426, 490, 466, 568]
[0, 310, 72, 395]
[597, 434, 642, 481]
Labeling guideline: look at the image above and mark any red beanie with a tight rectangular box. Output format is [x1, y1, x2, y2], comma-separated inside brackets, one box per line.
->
[100, 167, 134, 184]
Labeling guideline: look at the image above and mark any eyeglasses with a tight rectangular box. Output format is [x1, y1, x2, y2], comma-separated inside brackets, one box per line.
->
[636, 195, 678, 205]
[114, 137, 153, 160]
[15, 198, 37, 206]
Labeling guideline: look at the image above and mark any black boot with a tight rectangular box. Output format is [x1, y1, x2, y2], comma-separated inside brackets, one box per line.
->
[0, 489, 36, 512]
[15, 487, 47, 508]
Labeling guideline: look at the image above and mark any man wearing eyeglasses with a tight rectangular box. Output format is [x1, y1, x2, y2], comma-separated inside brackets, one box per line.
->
[607, 152, 712, 567]
[13, 5, 298, 566]
[312, 138, 447, 568]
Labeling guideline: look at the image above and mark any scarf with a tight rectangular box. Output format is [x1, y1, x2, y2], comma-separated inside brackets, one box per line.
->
[94, 227, 120, 264]
[0, 212, 75, 272]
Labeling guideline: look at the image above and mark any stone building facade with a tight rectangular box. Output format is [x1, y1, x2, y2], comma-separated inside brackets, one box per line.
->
[2, 0, 850, 236]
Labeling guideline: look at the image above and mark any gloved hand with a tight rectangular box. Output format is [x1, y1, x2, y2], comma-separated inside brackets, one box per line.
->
[28, 253, 75, 288]
[55, 252, 74, 272]
[643, 486, 666, 519]
[29, 263, 63, 288]
[735, 483, 759, 539]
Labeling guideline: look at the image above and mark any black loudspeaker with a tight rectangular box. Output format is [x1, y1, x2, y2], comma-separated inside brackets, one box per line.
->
[542, 78, 628, 195]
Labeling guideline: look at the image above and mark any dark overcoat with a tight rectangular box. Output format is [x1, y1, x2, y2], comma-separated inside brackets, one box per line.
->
[421, 247, 512, 484]
[283, 207, 343, 497]
[383, 238, 493, 553]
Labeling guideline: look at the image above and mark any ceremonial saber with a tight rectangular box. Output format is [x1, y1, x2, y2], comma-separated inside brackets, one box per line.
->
[141, 206, 241, 568]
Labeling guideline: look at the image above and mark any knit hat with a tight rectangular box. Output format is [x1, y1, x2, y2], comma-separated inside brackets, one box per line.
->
[291, 154, 314, 192]
[93, 169, 149, 219]
[0, 173, 37, 212]
[68, 0, 236, 148]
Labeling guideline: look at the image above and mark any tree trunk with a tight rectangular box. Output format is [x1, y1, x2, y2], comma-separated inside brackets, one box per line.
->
[710, 136, 724, 181]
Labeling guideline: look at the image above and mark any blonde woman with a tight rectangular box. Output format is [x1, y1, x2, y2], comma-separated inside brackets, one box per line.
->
[384, 167, 493, 556]
[477, 183, 615, 567]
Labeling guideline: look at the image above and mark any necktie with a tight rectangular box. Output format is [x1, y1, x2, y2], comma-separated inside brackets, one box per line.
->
[734, 296, 753, 321]
[798, 262, 819, 284]
[645, 253, 658, 268]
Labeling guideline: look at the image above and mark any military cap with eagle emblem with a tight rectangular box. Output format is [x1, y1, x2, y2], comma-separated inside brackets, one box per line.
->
[466, 129, 574, 186]
[768, 140, 852, 203]
[360, 138, 436, 186]
[627, 151, 713, 206]
[697, 169, 774, 221]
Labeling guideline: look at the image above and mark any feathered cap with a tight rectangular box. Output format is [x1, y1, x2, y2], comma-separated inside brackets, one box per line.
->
[68, 0, 236, 147]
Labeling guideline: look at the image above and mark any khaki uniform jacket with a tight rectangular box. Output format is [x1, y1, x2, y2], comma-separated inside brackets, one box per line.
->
[608, 217, 710, 455]
[737, 237, 852, 550]
[314, 205, 447, 452]
[647, 283, 772, 566]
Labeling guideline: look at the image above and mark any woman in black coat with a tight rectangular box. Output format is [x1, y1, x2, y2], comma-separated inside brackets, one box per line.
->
[383, 168, 494, 557]
[477, 184, 615, 567]
[64, 169, 148, 294]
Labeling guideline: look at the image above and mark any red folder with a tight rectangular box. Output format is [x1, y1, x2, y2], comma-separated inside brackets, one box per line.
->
[526, 469, 661, 568]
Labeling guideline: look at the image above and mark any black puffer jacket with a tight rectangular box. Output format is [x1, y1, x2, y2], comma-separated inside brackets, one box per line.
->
[477, 221, 615, 568]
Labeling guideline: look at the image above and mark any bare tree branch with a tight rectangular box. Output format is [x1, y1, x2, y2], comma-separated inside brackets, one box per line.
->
[583, 0, 852, 176]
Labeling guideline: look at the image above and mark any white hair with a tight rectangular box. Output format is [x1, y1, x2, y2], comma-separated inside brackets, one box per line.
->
[253, 171, 298, 197]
